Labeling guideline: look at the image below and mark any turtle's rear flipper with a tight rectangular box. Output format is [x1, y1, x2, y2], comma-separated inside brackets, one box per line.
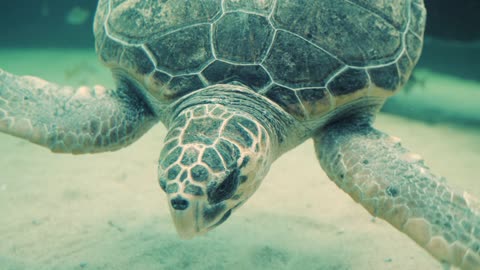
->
[314, 120, 480, 269]
[0, 69, 158, 154]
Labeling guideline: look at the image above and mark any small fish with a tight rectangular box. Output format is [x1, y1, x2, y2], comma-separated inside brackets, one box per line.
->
[66, 6, 91, 25]
[41, 1, 50, 17]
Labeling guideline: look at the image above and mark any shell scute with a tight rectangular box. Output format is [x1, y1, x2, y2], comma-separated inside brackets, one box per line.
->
[146, 25, 213, 75]
[213, 12, 274, 63]
[263, 31, 343, 89]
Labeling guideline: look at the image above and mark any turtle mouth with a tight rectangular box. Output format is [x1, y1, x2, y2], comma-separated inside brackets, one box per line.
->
[204, 202, 243, 230]
[209, 209, 232, 229]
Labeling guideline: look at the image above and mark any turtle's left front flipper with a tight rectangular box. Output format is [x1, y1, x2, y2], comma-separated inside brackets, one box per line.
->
[314, 120, 480, 270]
[0, 69, 158, 154]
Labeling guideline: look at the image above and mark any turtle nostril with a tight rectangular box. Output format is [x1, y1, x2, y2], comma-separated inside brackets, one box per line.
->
[170, 196, 189, 210]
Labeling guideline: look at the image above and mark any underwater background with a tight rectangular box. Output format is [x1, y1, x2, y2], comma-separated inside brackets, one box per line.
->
[0, 0, 479, 269]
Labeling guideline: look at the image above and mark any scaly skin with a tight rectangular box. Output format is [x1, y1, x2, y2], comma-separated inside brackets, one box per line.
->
[315, 120, 480, 270]
[0, 69, 157, 154]
[157, 85, 291, 238]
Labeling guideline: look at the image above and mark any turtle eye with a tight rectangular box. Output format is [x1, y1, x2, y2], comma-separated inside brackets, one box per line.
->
[208, 169, 240, 204]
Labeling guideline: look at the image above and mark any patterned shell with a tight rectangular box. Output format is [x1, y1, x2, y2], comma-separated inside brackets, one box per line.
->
[94, 0, 426, 121]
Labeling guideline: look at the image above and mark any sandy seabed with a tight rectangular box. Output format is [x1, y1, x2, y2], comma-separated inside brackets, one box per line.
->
[0, 49, 479, 270]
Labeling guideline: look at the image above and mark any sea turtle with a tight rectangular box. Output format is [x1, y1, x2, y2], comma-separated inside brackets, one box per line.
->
[0, 0, 479, 269]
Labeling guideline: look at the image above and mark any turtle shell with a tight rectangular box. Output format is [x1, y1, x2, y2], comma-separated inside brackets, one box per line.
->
[94, 0, 425, 121]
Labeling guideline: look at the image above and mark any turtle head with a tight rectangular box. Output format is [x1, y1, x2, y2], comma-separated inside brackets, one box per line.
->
[158, 103, 272, 239]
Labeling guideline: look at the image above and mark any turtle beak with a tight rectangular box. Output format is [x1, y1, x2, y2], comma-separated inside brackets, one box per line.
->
[168, 195, 233, 239]
[169, 198, 202, 239]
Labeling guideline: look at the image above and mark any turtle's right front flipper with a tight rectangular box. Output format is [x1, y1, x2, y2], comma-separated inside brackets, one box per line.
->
[315, 120, 480, 270]
[0, 69, 158, 154]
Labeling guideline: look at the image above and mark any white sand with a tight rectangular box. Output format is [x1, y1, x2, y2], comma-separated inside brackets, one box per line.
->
[0, 49, 479, 270]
